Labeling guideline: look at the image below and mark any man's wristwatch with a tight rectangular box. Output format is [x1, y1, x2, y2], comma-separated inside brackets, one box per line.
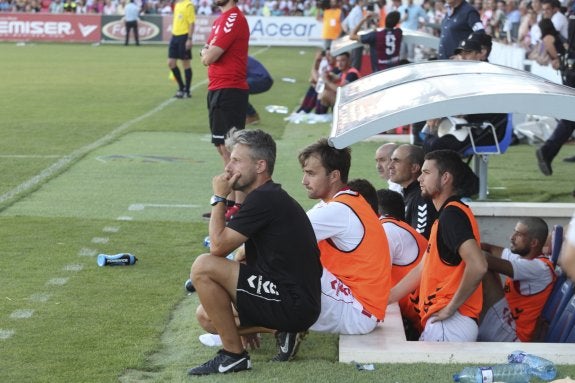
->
[210, 195, 227, 206]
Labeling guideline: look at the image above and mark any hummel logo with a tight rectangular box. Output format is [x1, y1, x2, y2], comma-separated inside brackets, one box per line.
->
[280, 333, 291, 353]
[78, 23, 97, 37]
[223, 12, 237, 33]
[218, 358, 247, 373]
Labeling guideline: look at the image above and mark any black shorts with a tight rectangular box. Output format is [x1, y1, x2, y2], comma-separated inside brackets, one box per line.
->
[207, 88, 248, 145]
[235, 263, 320, 332]
[168, 34, 191, 60]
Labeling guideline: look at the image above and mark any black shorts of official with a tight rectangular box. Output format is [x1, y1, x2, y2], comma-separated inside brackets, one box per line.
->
[168, 34, 191, 60]
[207, 88, 248, 146]
[235, 263, 320, 332]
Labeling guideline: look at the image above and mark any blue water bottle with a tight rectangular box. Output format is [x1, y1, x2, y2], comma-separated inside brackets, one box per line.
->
[453, 364, 531, 383]
[508, 350, 557, 381]
[97, 253, 137, 267]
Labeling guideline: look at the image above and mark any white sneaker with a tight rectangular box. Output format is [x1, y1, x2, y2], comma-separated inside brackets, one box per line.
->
[199, 333, 222, 347]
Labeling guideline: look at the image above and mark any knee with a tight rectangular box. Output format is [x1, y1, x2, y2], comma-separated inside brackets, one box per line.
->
[190, 253, 212, 281]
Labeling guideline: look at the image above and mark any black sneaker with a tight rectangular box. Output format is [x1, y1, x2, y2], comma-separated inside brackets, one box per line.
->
[536, 148, 552, 176]
[271, 331, 307, 362]
[174, 90, 185, 99]
[187, 349, 251, 376]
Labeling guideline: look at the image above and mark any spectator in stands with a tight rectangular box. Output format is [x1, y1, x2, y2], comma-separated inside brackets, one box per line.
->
[481, 0, 496, 34]
[320, 0, 344, 49]
[529, 0, 543, 44]
[245, 56, 274, 125]
[389, 149, 487, 342]
[189, 129, 322, 375]
[374, 143, 403, 195]
[539, 17, 566, 69]
[398, 0, 427, 61]
[541, 0, 568, 41]
[388, 144, 438, 239]
[102, 0, 115, 14]
[478, 217, 556, 342]
[341, 0, 365, 70]
[518, 1, 537, 49]
[350, 10, 403, 73]
[49, 0, 63, 12]
[437, 0, 484, 59]
[63, 0, 77, 12]
[299, 139, 392, 336]
[502, 0, 520, 43]
[318, 52, 360, 109]
[197, 0, 213, 14]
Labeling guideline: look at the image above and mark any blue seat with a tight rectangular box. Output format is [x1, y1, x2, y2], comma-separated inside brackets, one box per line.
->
[546, 293, 575, 342]
[550, 224, 564, 268]
[565, 319, 575, 342]
[462, 113, 514, 200]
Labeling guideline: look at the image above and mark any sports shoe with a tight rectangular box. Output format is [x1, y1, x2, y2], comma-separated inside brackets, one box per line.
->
[563, 155, 575, 163]
[184, 92, 191, 98]
[174, 90, 185, 99]
[271, 331, 307, 362]
[199, 333, 223, 347]
[202, 211, 211, 220]
[187, 349, 251, 376]
[245, 113, 260, 125]
[536, 147, 552, 176]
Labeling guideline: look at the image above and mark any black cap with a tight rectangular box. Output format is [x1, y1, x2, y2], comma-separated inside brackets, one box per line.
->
[454, 38, 482, 54]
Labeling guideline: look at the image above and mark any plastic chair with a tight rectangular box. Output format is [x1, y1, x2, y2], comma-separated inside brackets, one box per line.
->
[546, 293, 575, 342]
[565, 319, 575, 342]
[550, 224, 564, 268]
[461, 113, 514, 200]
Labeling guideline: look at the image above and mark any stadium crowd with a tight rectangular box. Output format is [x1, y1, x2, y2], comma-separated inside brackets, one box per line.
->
[1, 0, 573, 50]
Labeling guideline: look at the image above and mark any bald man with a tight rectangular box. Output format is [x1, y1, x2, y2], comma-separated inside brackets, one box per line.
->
[375, 143, 403, 195]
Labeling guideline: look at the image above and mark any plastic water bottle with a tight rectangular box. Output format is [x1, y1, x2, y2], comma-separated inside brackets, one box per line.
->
[97, 253, 137, 267]
[453, 363, 531, 383]
[508, 350, 557, 381]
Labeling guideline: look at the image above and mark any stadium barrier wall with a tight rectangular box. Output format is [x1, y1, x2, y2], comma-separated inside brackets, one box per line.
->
[0, 13, 323, 46]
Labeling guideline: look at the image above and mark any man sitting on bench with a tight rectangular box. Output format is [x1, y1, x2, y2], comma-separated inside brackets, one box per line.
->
[478, 217, 557, 342]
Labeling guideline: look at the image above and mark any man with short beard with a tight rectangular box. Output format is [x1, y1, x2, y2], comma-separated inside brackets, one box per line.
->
[478, 217, 556, 342]
[389, 149, 486, 342]
[188, 130, 322, 375]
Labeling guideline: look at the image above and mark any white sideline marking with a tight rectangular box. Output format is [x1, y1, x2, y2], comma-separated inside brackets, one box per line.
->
[46, 277, 68, 286]
[117, 216, 133, 221]
[10, 309, 34, 319]
[0, 329, 15, 340]
[29, 293, 50, 302]
[78, 247, 98, 257]
[0, 89, 197, 205]
[91, 237, 109, 244]
[0, 155, 61, 158]
[63, 264, 84, 272]
[102, 226, 119, 233]
[128, 203, 200, 211]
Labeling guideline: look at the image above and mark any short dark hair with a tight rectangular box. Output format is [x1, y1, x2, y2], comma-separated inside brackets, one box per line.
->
[386, 11, 401, 28]
[519, 217, 549, 249]
[424, 149, 468, 193]
[298, 138, 351, 183]
[377, 188, 405, 220]
[348, 179, 379, 214]
[226, 129, 277, 175]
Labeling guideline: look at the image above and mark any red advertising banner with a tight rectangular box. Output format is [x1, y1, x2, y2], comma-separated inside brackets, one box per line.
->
[0, 13, 101, 42]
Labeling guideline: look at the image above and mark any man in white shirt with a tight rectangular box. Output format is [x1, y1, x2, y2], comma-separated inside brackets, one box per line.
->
[342, 0, 366, 70]
[478, 217, 556, 342]
[541, 0, 568, 40]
